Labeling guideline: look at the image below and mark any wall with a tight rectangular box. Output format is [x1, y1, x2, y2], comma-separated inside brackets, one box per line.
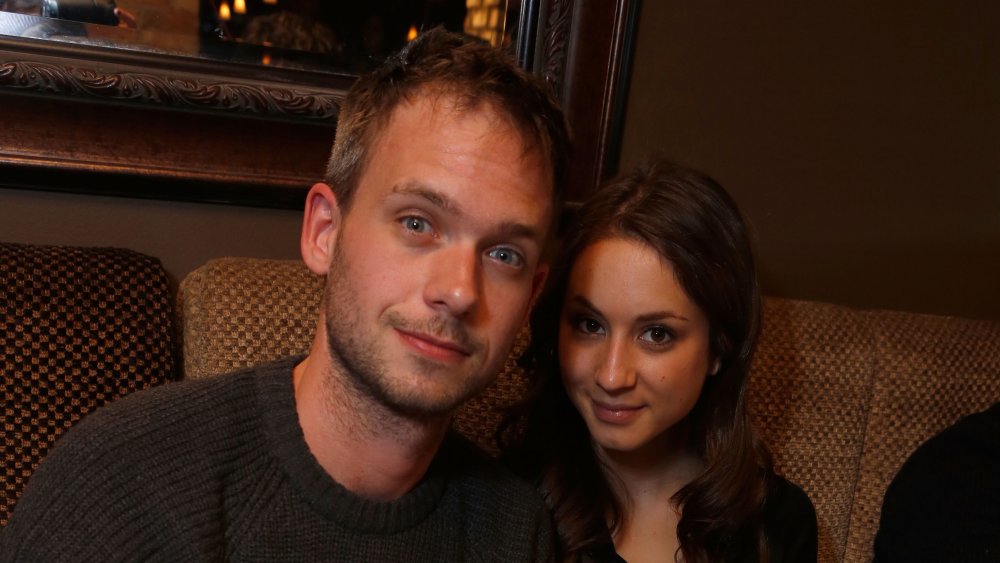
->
[0, 187, 303, 289]
[619, 1, 1000, 320]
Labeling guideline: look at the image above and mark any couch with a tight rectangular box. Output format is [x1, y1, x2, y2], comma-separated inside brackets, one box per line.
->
[1, 242, 180, 526]
[3, 245, 998, 561]
[178, 257, 1000, 563]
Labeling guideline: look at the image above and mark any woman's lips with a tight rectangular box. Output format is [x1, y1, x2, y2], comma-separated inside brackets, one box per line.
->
[591, 399, 643, 424]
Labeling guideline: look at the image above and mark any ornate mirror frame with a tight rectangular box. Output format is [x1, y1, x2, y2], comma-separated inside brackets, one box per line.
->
[0, 0, 638, 208]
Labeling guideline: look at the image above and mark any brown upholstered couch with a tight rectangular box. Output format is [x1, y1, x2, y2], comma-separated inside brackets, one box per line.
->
[178, 257, 1000, 563]
[5, 244, 997, 562]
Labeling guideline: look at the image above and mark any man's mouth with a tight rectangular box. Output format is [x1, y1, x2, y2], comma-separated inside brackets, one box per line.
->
[396, 328, 473, 362]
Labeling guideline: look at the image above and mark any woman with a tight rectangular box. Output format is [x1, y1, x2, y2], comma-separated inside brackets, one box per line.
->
[502, 160, 817, 562]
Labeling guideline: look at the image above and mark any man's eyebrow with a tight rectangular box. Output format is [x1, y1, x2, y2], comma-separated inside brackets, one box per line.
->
[390, 181, 542, 243]
[390, 182, 462, 215]
[495, 221, 541, 243]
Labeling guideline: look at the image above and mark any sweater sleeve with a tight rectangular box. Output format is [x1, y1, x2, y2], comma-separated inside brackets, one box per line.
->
[0, 378, 240, 563]
[1, 407, 211, 562]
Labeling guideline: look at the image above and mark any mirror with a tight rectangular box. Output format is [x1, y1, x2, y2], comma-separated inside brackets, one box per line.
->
[0, 0, 637, 208]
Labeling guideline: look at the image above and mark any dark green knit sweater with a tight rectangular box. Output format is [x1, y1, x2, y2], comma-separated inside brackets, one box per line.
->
[1, 357, 555, 562]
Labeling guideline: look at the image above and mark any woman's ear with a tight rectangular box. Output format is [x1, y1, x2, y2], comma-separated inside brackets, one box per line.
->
[300, 182, 341, 276]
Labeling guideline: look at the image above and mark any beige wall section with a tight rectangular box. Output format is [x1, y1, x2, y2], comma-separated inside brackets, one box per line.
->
[620, 2, 1000, 320]
[0, 187, 304, 288]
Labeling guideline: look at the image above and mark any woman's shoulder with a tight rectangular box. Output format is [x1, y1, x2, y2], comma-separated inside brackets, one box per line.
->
[765, 475, 816, 518]
[762, 475, 818, 563]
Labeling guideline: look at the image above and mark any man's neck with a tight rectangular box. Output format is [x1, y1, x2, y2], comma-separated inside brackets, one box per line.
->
[292, 347, 451, 501]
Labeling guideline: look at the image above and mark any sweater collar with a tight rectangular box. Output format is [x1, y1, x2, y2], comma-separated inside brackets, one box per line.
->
[256, 356, 449, 534]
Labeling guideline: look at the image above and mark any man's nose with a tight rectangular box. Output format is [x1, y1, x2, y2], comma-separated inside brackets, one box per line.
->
[423, 246, 480, 317]
[595, 338, 638, 392]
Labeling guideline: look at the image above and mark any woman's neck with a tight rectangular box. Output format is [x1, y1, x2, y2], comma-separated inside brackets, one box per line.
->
[596, 422, 702, 501]
[596, 428, 704, 563]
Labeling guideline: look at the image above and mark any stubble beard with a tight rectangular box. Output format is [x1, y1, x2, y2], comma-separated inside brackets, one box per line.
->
[322, 243, 500, 420]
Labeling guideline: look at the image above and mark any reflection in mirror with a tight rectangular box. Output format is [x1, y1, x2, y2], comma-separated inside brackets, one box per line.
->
[1, 0, 517, 74]
[2, 0, 124, 26]
[201, 0, 515, 72]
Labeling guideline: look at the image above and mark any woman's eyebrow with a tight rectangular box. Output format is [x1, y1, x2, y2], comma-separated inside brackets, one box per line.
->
[569, 295, 689, 322]
[636, 311, 689, 323]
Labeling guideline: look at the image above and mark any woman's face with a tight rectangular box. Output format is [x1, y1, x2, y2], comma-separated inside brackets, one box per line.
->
[559, 237, 717, 456]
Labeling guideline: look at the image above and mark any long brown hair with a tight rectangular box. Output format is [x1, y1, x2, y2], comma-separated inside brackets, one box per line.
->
[502, 159, 774, 562]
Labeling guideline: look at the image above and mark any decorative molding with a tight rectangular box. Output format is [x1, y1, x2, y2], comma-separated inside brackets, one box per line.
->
[540, 0, 573, 95]
[0, 59, 342, 120]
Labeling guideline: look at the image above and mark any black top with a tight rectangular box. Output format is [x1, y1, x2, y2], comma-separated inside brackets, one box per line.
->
[874, 402, 1000, 563]
[1, 356, 555, 562]
[584, 476, 817, 563]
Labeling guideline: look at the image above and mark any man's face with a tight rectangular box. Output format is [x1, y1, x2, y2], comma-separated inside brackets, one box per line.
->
[323, 95, 552, 417]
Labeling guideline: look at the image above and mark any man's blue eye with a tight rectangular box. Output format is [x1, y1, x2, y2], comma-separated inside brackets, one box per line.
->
[401, 216, 432, 234]
[487, 247, 524, 267]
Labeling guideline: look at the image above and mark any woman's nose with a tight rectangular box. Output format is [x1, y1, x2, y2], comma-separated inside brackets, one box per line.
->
[594, 339, 637, 392]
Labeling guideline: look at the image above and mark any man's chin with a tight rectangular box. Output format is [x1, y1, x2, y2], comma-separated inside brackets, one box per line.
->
[380, 393, 465, 420]
[380, 373, 493, 419]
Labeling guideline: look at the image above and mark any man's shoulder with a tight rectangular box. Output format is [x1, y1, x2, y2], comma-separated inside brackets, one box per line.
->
[439, 434, 555, 561]
[873, 403, 1000, 562]
[16, 365, 264, 494]
[65, 357, 297, 442]
[439, 433, 551, 523]
[68, 365, 258, 441]
[1, 361, 298, 560]
[884, 402, 1000, 505]
[442, 433, 541, 494]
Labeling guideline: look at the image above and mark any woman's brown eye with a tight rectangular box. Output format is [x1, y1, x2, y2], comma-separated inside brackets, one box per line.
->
[641, 326, 672, 344]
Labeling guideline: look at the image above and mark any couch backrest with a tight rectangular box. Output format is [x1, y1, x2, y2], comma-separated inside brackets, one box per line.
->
[1, 242, 179, 526]
[749, 298, 876, 563]
[179, 257, 1000, 563]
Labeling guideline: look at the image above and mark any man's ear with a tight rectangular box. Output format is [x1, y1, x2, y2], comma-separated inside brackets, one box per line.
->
[300, 182, 341, 275]
[709, 357, 722, 376]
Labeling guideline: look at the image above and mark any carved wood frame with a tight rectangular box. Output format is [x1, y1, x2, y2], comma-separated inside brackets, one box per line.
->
[0, 0, 637, 208]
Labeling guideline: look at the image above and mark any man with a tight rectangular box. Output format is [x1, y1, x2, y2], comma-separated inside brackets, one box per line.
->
[1, 29, 570, 561]
[873, 402, 1000, 563]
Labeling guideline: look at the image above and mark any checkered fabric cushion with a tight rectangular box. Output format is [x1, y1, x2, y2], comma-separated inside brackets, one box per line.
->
[1, 242, 179, 525]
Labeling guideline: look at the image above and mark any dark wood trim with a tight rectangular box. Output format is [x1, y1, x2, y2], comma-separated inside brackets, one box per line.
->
[538, 0, 639, 201]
